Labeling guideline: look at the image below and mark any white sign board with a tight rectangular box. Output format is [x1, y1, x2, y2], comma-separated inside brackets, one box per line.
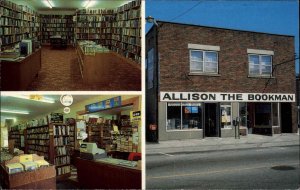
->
[160, 92, 295, 102]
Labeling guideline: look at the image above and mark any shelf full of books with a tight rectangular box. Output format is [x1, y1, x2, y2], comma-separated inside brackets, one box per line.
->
[25, 113, 71, 178]
[0, 0, 40, 50]
[111, 0, 141, 64]
[41, 15, 74, 45]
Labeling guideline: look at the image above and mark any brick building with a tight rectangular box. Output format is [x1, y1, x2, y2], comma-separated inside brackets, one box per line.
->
[146, 21, 297, 142]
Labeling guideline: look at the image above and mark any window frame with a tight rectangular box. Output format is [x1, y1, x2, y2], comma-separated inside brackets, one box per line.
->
[189, 49, 219, 75]
[248, 54, 273, 77]
[166, 102, 203, 132]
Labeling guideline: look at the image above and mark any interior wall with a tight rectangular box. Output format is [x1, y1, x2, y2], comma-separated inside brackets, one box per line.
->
[38, 10, 76, 15]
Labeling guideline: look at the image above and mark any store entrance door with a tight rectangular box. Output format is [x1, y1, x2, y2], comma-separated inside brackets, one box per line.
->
[204, 103, 219, 137]
[281, 103, 292, 133]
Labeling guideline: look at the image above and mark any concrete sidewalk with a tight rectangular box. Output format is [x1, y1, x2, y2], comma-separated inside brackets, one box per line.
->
[146, 133, 300, 155]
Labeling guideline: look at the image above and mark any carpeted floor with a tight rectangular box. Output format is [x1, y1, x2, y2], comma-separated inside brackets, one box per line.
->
[27, 46, 141, 91]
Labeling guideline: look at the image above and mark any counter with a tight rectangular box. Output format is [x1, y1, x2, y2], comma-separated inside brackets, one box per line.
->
[75, 157, 141, 189]
[0, 48, 41, 90]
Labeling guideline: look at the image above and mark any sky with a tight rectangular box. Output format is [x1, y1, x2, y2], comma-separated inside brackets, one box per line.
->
[146, 0, 299, 74]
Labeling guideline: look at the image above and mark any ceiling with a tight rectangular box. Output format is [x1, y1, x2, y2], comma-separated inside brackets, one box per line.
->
[1, 94, 138, 124]
[13, 0, 131, 11]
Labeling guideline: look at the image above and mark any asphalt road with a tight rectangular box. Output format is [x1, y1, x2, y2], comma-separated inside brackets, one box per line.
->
[146, 145, 300, 189]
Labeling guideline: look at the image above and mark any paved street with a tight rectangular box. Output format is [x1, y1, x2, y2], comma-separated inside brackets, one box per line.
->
[146, 145, 300, 189]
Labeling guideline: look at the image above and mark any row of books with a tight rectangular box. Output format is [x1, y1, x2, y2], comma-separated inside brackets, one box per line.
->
[54, 125, 70, 136]
[0, 27, 29, 35]
[28, 145, 49, 153]
[115, 0, 141, 13]
[75, 28, 111, 34]
[77, 9, 114, 15]
[76, 22, 112, 28]
[41, 18, 73, 24]
[27, 139, 49, 146]
[27, 127, 49, 134]
[0, 0, 22, 12]
[0, 7, 22, 19]
[54, 156, 70, 166]
[112, 35, 140, 46]
[27, 133, 50, 140]
[54, 137, 69, 146]
[77, 15, 115, 22]
[122, 28, 140, 37]
[41, 23, 74, 28]
[55, 146, 68, 156]
[57, 165, 71, 176]
[113, 20, 140, 28]
[116, 9, 140, 21]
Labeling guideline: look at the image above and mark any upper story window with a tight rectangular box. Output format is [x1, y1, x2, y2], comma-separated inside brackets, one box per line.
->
[188, 44, 220, 75]
[247, 49, 274, 77]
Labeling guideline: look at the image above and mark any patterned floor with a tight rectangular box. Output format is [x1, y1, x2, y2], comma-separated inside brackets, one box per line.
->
[27, 46, 141, 91]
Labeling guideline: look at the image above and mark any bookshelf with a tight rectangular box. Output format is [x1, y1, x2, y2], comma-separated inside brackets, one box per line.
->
[111, 0, 141, 64]
[75, 9, 115, 48]
[8, 127, 22, 149]
[41, 15, 74, 45]
[74, 0, 141, 64]
[0, 0, 40, 50]
[86, 122, 112, 149]
[26, 123, 71, 179]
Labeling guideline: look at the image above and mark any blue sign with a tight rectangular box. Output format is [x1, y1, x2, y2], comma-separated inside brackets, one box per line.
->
[85, 96, 121, 113]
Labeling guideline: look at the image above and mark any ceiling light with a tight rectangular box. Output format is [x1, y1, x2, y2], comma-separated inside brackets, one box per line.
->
[84, 0, 92, 8]
[8, 95, 55, 104]
[46, 0, 53, 8]
[1, 109, 30, 115]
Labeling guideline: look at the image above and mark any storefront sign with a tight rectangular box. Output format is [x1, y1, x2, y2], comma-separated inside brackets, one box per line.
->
[85, 96, 122, 113]
[160, 92, 295, 102]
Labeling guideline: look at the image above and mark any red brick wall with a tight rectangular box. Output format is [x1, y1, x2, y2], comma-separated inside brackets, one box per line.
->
[157, 22, 295, 94]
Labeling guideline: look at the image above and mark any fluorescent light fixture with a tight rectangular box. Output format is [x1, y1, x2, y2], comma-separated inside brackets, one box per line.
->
[8, 95, 55, 104]
[1, 109, 30, 115]
[45, 0, 53, 8]
[84, 0, 96, 8]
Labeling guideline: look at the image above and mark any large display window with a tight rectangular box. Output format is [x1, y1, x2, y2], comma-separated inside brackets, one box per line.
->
[167, 102, 202, 130]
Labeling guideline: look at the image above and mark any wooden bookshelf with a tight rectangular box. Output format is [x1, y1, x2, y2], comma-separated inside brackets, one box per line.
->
[8, 127, 22, 149]
[112, 0, 141, 64]
[41, 15, 74, 45]
[86, 122, 112, 149]
[75, 9, 115, 48]
[25, 122, 71, 179]
[0, 0, 40, 50]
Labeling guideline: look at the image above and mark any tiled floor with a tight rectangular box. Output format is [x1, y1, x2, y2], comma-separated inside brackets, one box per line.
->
[27, 46, 141, 91]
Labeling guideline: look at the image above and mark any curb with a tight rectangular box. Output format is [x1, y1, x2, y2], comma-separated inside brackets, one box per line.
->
[146, 143, 300, 156]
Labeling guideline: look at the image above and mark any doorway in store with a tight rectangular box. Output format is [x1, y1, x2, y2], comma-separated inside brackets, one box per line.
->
[204, 103, 219, 137]
[281, 103, 292, 133]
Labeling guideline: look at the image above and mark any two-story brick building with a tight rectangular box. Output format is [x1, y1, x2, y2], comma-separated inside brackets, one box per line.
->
[146, 21, 296, 142]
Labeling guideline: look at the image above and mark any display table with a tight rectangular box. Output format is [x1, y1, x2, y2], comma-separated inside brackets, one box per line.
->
[0, 48, 41, 90]
[76, 43, 141, 85]
[0, 154, 56, 189]
[50, 35, 67, 49]
[75, 157, 141, 189]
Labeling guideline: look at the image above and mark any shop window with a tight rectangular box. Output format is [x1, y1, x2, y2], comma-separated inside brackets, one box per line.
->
[220, 103, 232, 128]
[272, 102, 279, 126]
[190, 50, 218, 74]
[248, 54, 272, 76]
[167, 103, 181, 130]
[182, 103, 202, 129]
[166, 102, 202, 130]
[255, 103, 271, 126]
